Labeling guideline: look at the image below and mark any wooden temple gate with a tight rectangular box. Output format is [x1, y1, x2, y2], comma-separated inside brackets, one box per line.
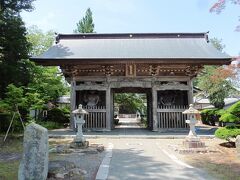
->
[70, 76, 194, 131]
[32, 33, 231, 131]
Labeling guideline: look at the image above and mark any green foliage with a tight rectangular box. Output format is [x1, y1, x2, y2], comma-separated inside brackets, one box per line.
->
[215, 125, 240, 141]
[0, 0, 35, 98]
[36, 121, 64, 130]
[0, 84, 45, 133]
[219, 113, 239, 123]
[0, 84, 44, 112]
[200, 109, 219, 125]
[46, 107, 70, 124]
[218, 101, 240, 123]
[210, 38, 225, 52]
[196, 66, 234, 108]
[0, 0, 35, 13]
[26, 26, 69, 102]
[26, 25, 55, 56]
[74, 8, 95, 33]
[195, 38, 235, 109]
[227, 101, 240, 117]
[114, 93, 146, 114]
[28, 66, 69, 102]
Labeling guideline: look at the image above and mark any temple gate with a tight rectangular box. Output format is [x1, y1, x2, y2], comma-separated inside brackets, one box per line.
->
[32, 33, 231, 131]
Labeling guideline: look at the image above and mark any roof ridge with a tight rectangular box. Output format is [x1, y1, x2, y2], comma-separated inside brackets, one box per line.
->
[55, 32, 209, 43]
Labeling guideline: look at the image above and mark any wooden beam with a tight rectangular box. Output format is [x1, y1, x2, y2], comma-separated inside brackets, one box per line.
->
[70, 78, 76, 129]
[187, 79, 194, 104]
[152, 86, 158, 131]
[105, 87, 111, 131]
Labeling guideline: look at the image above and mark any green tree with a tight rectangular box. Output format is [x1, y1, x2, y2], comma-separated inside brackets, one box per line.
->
[27, 25, 55, 56]
[74, 8, 95, 33]
[114, 93, 146, 114]
[26, 26, 69, 103]
[195, 38, 235, 108]
[28, 66, 68, 102]
[0, 0, 35, 98]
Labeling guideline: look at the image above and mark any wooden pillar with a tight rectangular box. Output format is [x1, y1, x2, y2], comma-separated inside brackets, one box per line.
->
[188, 78, 193, 104]
[152, 86, 158, 131]
[70, 78, 76, 129]
[106, 86, 112, 131]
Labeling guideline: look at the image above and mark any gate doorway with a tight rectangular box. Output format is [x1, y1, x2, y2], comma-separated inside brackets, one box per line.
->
[112, 88, 152, 130]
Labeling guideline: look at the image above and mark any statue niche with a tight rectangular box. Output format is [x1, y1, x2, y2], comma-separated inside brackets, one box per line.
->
[157, 90, 188, 107]
[83, 91, 100, 107]
[76, 90, 106, 107]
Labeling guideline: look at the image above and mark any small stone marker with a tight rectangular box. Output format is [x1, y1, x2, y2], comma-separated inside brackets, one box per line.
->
[18, 123, 48, 180]
[236, 135, 240, 159]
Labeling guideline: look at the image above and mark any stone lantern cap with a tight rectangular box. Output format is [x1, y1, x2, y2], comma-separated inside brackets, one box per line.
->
[72, 104, 88, 115]
[182, 104, 200, 114]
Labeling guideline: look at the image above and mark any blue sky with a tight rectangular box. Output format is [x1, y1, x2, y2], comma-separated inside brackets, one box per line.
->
[21, 0, 240, 56]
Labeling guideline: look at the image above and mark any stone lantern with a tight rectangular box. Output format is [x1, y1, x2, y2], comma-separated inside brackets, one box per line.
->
[182, 104, 205, 148]
[70, 104, 89, 148]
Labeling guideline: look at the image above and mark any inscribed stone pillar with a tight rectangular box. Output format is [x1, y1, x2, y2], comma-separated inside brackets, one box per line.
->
[18, 123, 48, 180]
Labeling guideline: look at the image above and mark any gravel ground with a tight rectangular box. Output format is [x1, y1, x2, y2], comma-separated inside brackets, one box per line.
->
[49, 138, 106, 180]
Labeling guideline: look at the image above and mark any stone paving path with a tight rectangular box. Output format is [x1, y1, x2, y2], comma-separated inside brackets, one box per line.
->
[49, 118, 216, 138]
[93, 138, 215, 180]
[115, 118, 143, 128]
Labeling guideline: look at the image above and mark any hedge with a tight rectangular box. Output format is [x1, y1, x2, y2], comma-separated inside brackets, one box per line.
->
[200, 109, 220, 125]
[46, 107, 70, 124]
[219, 113, 239, 123]
[215, 125, 240, 141]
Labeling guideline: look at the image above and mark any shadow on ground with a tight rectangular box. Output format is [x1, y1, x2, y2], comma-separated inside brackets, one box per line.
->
[108, 148, 213, 180]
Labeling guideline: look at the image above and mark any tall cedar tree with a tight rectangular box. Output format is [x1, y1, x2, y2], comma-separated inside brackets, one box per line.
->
[0, 0, 35, 98]
[74, 8, 95, 33]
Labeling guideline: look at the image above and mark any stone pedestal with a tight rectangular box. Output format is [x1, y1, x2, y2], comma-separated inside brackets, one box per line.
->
[70, 141, 89, 149]
[183, 138, 205, 148]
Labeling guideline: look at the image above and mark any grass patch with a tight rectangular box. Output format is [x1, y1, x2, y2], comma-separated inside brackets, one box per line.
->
[0, 135, 23, 153]
[36, 121, 64, 130]
[0, 160, 20, 180]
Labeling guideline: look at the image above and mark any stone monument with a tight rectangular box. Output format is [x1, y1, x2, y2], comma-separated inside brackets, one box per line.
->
[70, 104, 89, 148]
[182, 104, 205, 148]
[18, 123, 48, 180]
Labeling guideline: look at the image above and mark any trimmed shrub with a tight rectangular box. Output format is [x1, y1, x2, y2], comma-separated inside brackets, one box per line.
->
[228, 101, 240, 118]
[220, 113, 239, 123]
[200, 109, 219, 125]
[46, 107, 70, 124]
[215, 125, 240, 141]
[218, 101, 240, 125]
[216, 109, 226, 116]
[36, 121, 64, 130]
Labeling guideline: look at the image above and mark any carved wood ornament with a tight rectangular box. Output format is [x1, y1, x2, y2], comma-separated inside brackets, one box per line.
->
[60, 63, 203, 78]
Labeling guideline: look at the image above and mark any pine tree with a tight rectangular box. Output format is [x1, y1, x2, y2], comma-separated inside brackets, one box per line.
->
[74, 8, 95, 33]
[0, 0, 35, 98]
